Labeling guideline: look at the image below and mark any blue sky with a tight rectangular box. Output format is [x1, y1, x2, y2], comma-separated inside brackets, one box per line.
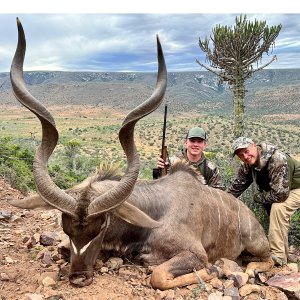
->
[1, 2, 299, 72]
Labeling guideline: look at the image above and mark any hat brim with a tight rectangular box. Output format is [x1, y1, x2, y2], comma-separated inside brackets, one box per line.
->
[232, 143, 251, 157]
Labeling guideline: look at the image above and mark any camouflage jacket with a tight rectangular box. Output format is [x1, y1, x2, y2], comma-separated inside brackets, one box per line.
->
[169, 149, 225, 190]
[228, 143, 300, 203]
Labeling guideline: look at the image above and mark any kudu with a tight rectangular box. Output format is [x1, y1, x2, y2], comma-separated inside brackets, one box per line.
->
[9, 18, 273, 290]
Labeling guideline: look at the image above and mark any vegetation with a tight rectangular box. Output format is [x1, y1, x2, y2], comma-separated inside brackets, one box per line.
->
[197, 15, 282, 137]
[0, 107, 299, 246]
[0, 137, 35, 194]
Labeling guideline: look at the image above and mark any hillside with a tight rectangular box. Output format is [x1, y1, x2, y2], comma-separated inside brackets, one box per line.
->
[1, 69, 300, 119]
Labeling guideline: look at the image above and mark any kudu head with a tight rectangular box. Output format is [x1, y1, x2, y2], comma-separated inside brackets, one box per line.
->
[10, 17, 167, 286]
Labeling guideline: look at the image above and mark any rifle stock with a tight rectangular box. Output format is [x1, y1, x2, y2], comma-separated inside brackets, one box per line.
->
[160, 145, 168, 176]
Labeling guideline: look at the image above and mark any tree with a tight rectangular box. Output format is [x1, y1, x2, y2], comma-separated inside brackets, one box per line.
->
[64, 139, 81, 172]
[197, 15, 282, 137]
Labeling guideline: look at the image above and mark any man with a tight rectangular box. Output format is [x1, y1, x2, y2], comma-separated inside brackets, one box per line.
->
[156, 126, 224, 190]
[228, 136, 300, 266]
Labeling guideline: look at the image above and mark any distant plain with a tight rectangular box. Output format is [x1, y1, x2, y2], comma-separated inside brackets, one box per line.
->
[0, 69, 299, 176]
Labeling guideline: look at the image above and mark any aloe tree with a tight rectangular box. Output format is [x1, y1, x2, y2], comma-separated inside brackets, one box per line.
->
[65, 139, 81, 172]
[197, 15, 282, 137]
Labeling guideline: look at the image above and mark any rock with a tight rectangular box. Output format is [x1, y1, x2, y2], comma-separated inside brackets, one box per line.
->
[40, 232, 58, 246]
[119, 267, 133, 279]
[0, 211, 12, 221]
[209, 277, 223, 290]
[266, 272, 300, 299]
[100, 266, 109, 273]
[215, 258, 243, 276]
[41, 250, 55, 266]
[38, 271, 58, 285]
[40, 212, 56, 220]
[44, 295, 65, 300]
[0, 272, 10, 281]
[57, 238, 70, 258]
[223, 279, 234, 289]
[155, 289, 175, 300]
[33, 233, 41, 243]
[227, 271, 249, 288]
[105, 257, 123, 270]
[9, 215, 22, 223]
[25, 236, 37, 249]
[239, 284, 262, 297]
[165, 289, 175, 300]
[223, 287, 240, 299]
[257, 272, 269, 283]
[23, 294, 44, 300]
[5, 256, 14, 264]
[287, 263, 299, 273]
[265, 286, 289, 300]
[207, 291, 223, 299]
[42, 276, 56, 287]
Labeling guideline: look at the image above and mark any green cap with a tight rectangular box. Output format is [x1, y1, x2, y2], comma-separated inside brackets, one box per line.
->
[186, 127, 207, 140]
[232, 137, 254, 156]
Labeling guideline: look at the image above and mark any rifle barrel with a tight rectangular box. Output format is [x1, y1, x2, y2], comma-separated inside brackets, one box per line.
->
[161, 104, 167, 158]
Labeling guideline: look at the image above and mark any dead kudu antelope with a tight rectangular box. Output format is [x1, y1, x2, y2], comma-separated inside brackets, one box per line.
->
[9, 18, 273, 290]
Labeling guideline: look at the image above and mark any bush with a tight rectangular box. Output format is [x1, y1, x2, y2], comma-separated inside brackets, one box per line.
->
[0, 137, 35, 194]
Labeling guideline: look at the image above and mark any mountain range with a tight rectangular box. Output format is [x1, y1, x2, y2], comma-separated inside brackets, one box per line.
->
[1, 69, 300, 116]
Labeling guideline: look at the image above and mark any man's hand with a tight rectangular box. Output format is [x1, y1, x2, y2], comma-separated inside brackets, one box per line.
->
[253, 192, 267, 204]
[157, 157, 169, 169]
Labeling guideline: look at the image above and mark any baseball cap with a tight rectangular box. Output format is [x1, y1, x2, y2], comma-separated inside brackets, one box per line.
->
[232, 137, 254, 156]
[186, 127, 207, 140]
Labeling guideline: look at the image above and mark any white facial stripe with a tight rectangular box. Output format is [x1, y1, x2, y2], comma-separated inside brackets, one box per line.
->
[71, 240, 78, 255]
[71, 239, 92, 256]
[80, 240, 92, 255]
[70, 214, 111, 256]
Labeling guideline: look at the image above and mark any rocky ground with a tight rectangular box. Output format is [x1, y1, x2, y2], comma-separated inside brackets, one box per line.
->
[0, 178, 299, 300]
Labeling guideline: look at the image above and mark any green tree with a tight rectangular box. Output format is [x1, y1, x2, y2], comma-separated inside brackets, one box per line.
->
[197, 15, 282, 137]
[64, 139, 81, 172]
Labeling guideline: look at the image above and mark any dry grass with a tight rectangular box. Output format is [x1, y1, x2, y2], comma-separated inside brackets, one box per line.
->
[0, 105, 299, 163]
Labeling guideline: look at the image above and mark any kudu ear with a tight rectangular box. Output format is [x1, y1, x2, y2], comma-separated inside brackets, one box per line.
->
[9, 193, 53, 210]
[114, 202, 161, 228]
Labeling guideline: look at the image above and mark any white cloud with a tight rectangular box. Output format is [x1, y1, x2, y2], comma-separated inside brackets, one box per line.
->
[0, 13, 299, 72]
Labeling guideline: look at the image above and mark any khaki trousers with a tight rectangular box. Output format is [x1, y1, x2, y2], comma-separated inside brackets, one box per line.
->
[268, 188, 300, 263]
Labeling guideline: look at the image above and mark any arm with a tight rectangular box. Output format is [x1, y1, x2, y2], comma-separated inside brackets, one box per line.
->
[227, 163, 253, 198]
[254, 154, 289, 204]
[206, 162, 225, 190]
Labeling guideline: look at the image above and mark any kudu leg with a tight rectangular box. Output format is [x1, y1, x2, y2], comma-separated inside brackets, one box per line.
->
[243, 236, 274, 276]
[245, 257, 274, 277]
[150, 250, 217, 290]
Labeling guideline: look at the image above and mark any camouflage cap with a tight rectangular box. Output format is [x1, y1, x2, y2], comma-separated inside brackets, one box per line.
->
[186, 127, 207, 140]
[232, 137, 254, 156]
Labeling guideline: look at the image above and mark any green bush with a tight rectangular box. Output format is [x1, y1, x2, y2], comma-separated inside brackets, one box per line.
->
[0, 137, 35, 194]
[289, 210, 300, 247]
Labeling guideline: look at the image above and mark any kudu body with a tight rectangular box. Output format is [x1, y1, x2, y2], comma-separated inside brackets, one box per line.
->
[9, 18, 273, 290]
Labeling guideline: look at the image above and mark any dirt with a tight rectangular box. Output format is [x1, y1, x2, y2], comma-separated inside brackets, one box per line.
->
[0, 178, 199, 300]
[1, 178, 299, 300]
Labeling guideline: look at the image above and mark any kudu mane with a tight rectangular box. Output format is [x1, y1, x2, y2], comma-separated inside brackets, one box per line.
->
[91, 163, 122, 183]
[168, 160, 206, 184]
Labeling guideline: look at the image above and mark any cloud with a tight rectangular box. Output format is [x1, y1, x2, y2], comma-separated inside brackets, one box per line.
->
[0, 13, 299, 72]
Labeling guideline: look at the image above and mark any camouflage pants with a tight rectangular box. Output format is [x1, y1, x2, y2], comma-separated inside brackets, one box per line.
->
[268, 188, 300, 263]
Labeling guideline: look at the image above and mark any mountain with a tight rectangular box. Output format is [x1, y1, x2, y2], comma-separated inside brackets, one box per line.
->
[1, 69, 300, 116]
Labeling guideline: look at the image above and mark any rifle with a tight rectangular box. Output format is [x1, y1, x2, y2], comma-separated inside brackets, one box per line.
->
[160, 104, 168, 176]
[153, 104, 168, 179]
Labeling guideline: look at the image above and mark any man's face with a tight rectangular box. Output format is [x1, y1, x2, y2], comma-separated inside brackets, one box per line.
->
[235, 144, 258, 165]
[185, 137, 206, 156]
